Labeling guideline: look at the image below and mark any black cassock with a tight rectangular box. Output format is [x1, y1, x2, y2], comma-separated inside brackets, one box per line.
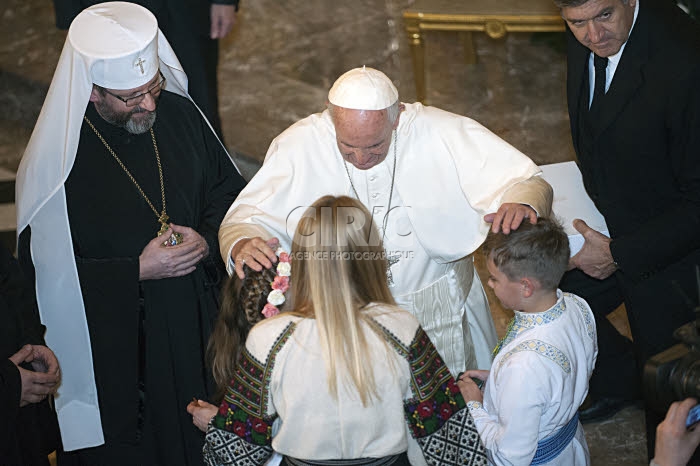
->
[1, 244, 60, 465]
[21, 91, 245, 465]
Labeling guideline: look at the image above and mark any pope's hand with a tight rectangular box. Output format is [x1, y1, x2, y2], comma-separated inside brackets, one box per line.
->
[231, 237, 279, 280]
[568, 219, 617, 280]
[187, 399, 218, 432]
[139, 224, 209, 280]
[484, 203, 537, 234]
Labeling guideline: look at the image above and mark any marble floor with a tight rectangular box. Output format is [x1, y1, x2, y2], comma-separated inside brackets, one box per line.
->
[1, 0, 647, 464]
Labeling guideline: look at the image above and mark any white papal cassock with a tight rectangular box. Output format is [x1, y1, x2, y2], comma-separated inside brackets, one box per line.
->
[219, 102, 552, 375]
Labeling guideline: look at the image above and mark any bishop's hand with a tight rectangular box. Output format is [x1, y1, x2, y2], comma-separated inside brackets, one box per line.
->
[139, 224, 209, 280]
[231, 237, 279, 280]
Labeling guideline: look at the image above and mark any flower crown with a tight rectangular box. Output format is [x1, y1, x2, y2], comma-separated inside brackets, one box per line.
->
[261, 247, 291, 318]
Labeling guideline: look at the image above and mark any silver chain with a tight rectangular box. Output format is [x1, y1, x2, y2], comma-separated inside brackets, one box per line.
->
[342, 131, 397, 241]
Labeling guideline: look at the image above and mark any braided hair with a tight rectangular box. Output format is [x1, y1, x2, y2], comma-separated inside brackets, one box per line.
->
[207, 265, 281, 401]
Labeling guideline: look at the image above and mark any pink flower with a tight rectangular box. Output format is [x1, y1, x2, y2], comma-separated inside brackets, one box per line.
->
[272, 275, 290, 293]
[262, 303, 280, 318]
[279, 252, 290, 263]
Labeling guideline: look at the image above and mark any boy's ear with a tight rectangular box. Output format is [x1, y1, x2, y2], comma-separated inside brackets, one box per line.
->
[520, 277, 537, 298]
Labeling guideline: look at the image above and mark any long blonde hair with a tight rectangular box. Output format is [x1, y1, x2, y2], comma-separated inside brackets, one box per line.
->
[290, 195, 397, 407]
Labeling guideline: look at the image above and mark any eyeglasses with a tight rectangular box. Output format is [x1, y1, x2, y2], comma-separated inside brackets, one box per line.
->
[103, 71, 166, 107]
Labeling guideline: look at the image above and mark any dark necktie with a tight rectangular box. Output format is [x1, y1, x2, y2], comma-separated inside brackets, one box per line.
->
[590, 54, 609, 114]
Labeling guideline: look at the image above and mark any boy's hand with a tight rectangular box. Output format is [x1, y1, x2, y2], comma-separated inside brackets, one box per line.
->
[457, 370, 487, 403]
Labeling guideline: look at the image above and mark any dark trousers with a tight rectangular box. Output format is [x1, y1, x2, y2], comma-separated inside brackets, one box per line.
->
[561, 251, 700, 460]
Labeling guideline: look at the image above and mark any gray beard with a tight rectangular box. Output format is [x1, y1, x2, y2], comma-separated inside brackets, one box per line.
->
[124, 111, 157, 134]
[95, 102, 157, 135]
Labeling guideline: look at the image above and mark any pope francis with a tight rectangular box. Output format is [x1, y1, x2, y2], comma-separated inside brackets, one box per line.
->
[218, 66, 553, 376]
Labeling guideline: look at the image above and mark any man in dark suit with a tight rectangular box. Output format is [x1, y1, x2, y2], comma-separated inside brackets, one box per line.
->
[554, 0, 700, 458]
[53, 0, 240, 139]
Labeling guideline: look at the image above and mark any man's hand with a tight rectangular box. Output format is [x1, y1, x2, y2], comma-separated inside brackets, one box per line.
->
[139, 224, 209, 280]
[29, 345, 60, 377]
[484, 203, 537, 234]
[653, 398, 700, 466]
[456, 370, 487, 404]
[9, 345, 60, 407]
[231, 237, 279, 280]
[210, 4, 237, 39]
[187, 399, 218, 432]
[568, 219, 617, 280]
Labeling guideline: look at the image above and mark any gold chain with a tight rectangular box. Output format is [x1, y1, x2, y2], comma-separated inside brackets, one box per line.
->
[83, 116, 177, 240]
[342, 130, 397, 242]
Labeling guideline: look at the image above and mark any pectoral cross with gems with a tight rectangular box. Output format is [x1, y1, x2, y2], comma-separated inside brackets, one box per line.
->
[157, 213, 170, 236]
[386, 251, 400, 287]
[157, 213, 183, 246]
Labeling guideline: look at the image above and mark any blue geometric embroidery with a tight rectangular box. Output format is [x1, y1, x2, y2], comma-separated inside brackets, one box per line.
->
[499, 339, 571, 374]
[496, 297, 566, 352]
[568, 293, 596, 340]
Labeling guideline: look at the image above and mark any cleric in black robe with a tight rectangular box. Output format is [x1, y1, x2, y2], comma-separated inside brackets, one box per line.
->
[1, 243, 60, 465]
[16, 4, 246, 464]
[20, 90, 246, 465]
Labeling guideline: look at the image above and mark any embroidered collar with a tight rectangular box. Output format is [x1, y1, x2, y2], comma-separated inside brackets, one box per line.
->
[493, 290, 566, 355]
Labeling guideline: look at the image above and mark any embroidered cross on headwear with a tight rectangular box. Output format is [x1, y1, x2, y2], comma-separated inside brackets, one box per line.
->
[134, 57, 146, 74]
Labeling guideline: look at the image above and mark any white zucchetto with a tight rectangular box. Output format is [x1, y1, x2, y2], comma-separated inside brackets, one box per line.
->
[328, 66, 399, 111]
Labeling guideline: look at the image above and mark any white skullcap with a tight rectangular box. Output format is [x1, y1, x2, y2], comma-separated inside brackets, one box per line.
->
[68, 1, 159, 89]
[328, 66, 399, 111]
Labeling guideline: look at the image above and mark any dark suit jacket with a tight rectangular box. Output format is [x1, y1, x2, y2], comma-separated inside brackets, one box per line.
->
[567, 0, 700, 281]
[565, 0, 700, 354]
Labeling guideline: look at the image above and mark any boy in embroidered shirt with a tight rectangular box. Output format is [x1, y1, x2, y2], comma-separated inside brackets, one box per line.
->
[458, 217, 597, 465]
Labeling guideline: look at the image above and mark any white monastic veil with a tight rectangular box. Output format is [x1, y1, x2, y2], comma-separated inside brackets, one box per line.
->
[16, 2, 238, 451]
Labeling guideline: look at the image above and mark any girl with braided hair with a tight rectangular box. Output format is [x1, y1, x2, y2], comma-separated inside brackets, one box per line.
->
[187, 241, 288, 434]
[202, 195, 487, 466]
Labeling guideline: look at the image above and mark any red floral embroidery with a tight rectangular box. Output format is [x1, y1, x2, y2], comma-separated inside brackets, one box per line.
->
[439, 402, 454, 421]
[251, 417, 267, 433]
[417, 401, 434, 418]
[232, 421, 246, 437]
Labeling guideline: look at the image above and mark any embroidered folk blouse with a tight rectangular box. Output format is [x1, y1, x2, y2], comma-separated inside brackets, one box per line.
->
[467, 291, 598, 465]
[204, 304, 488, 466]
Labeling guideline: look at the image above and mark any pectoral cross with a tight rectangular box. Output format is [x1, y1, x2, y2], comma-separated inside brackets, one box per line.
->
[135, 57, 146, 74]
[157, 213, 183, 246]
[386, 251, 400, 287]
[157, 213, 170, 236]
